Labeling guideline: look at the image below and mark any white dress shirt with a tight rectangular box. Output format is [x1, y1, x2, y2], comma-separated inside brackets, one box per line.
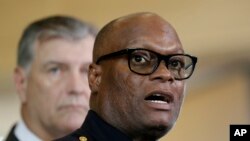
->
[14, 120, 41, 141]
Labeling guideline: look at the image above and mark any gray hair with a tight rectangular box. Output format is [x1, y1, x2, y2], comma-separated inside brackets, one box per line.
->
[17, 15, 98, 69]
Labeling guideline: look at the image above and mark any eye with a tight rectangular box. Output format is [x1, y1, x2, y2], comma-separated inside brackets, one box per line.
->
[130, 52, 151, 65]
[129, 50, 158, 71]
[132, 55, 146, 63]
[168, 59, 184, 70]
[48, 66, 61, 74]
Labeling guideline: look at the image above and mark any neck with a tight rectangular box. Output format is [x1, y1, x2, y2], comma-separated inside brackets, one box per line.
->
[21, 108, 54, 140]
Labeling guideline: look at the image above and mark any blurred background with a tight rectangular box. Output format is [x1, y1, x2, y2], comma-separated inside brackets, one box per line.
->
[0, 0, 249, 141]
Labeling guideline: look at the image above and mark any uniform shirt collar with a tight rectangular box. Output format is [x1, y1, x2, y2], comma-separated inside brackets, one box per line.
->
[14, 120, 41, 141]
[80, 110, 132, 141]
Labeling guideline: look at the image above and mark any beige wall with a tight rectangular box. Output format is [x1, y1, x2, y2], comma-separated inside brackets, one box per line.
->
[165, 71, 249, 141]
[0, 0, 249, 140]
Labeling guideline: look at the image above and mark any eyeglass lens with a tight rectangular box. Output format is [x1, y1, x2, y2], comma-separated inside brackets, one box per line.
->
[128, 49, 195, 79]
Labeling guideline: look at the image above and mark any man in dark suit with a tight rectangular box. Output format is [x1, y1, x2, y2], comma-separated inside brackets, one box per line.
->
[55, 12, 197, 141]
[5, 15, 97, 141]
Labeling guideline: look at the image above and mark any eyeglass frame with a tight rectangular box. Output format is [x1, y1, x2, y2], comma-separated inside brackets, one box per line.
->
[96, 48, 197, 80]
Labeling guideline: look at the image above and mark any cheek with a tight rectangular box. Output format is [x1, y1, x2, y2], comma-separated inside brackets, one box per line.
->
[100, 67, 138, 112]
[125, 73, 144, 91]
[26, 73, 64, 110]
[112, 71, 144, 110]
[172, 81, 186, 116]
[175, 81, 186, 102]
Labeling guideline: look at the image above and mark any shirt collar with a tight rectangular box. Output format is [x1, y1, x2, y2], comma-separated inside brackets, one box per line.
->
[14, 120, 41, 141]
[80, 110, 132, 141]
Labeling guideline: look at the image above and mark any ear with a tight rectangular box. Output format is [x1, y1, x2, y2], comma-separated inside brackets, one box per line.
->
[14, 67, 28, 103]
[88, 63, 102, 94]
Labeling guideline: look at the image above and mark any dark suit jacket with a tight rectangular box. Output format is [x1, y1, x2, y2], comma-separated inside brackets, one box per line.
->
[54, 110, 132, 141]
[5, 125, 18, 141]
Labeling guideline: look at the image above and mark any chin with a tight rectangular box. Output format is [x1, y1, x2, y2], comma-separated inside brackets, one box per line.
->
[136, 125, 170, 141]
[143, 118, 174, 139]
[60, 122, 81, 134]
[149, 124, 173, 140]
[70, 118, 83, 127]
[61, 116, 83, 131]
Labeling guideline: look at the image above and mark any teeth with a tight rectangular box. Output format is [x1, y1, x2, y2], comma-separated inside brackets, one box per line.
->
[153, 94, 161, 96]
[150, 100, 167, 103]
[145, 93, 171, 103]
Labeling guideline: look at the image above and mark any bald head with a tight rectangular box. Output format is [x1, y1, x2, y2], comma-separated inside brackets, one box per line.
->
[93, 12, 182, 63]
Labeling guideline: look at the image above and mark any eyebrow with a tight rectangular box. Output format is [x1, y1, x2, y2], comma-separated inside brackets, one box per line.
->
[41, 61, 64, 68]
[128, 46, 184, 55]
[43, 60, 63, 65]
[42, 61, 92, 69]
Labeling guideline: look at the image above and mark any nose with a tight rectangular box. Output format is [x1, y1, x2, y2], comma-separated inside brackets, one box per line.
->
[67, 71, 89, 95]
[149, 60, 174, 82]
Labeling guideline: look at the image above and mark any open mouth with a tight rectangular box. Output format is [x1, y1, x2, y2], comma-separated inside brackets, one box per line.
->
[145, 93, 172, 104]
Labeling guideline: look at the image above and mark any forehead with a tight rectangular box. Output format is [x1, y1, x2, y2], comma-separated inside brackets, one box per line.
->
[33, 37, 94, 65]
[108, 14, 183, 54]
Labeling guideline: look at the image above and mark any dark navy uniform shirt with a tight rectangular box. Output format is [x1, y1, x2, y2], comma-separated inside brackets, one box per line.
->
[54, 110, 132, 141]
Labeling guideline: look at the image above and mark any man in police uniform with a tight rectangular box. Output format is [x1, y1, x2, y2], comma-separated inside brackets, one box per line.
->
[55, 12, 197, 141]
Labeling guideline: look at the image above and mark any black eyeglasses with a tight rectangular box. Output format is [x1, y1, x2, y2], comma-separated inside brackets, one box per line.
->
[96, 48, 197, 80]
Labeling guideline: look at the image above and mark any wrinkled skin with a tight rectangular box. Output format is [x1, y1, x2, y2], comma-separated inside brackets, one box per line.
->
[89, 13, 186, 141]
[14, 36, 94, 140]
